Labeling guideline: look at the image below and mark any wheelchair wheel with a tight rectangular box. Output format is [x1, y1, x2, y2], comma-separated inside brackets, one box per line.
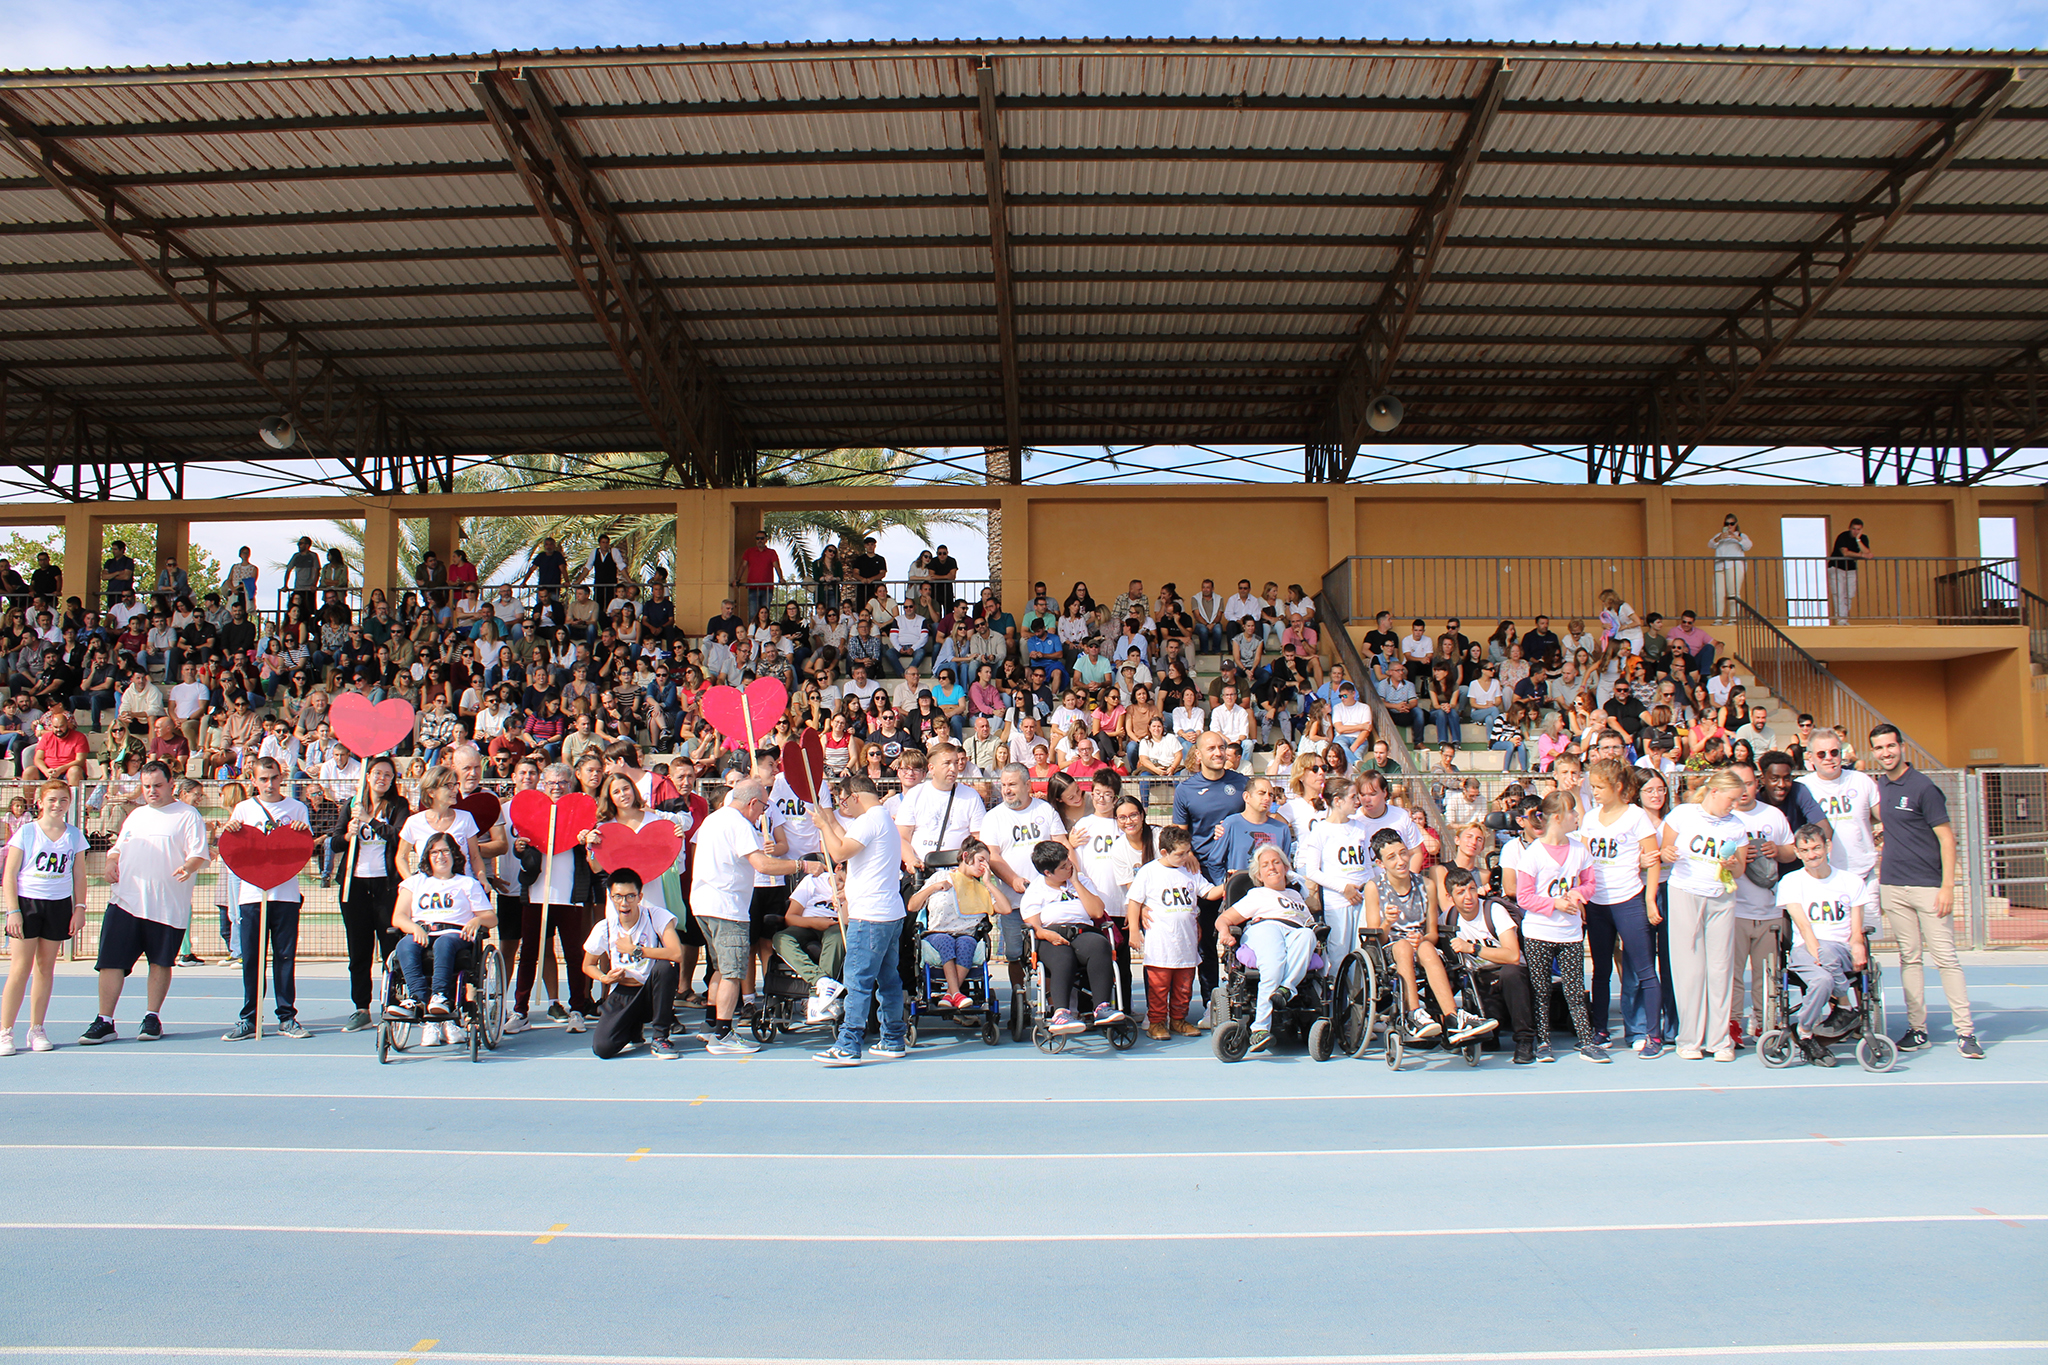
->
[905, 1022, 918, 1050]
[1334, 956, 1370, 1057]
[1009, 991, 1030, 1043]
[479, 946, 507, 1051]
[1209, 986, 1230, 1030]
[1213, 1019, 1251, 1063]
[469, 1022, 482, 1063]
[980, 1015, 1000, 1045]
[1384, 1029, 1404, 1071]
[1307, 1018, 1334, 1062]
[376, 1020, 393, 1064]
[385, 1016, 412, 1055]
[1108, 1020, 1138, 1051]
[1461, 1039, 1482, 1067]
[1759, 1029, 1795, 1068]
[1032, 1019, 1055, 1054]
[1857, 1034, 1898, 1073]
[751, 1011, 776, 1044]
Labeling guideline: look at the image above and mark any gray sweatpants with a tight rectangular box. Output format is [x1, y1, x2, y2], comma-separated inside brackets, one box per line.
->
[1668, 887, 1736, 1055]
[1789, 938, 1855, 1033]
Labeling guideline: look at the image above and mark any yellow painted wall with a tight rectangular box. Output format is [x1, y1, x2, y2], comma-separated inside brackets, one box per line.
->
[1026, 496, 1330, 604]
[1945, 648, 2037, 767]
[1827, 662, 1954, 765]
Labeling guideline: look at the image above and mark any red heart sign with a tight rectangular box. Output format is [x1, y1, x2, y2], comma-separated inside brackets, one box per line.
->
[592, 819, 684, 886]
[329, 692, 416, 757]
[508, 789, 597, 854]
[780, 727, 828, 806]
[455, 789, 502, 833]
[216, 825, 317, 889]
[701, 678, 788, 750]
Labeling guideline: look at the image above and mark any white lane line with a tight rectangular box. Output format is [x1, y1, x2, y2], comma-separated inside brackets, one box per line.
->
[1, 1132, 2039, 1162]
[3, 1078, 2043, 1106]
[3, 1212, 2041, 1243]
[4, 1344, 2048, 1364]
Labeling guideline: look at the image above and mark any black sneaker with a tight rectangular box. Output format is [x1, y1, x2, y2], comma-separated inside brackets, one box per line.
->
[1798, 1035, 1838, 1068]
[176, 953, 205, 966]
[1816, 1006, 1858, 1038]
[1247, 1029, 1273, 1054]
[547, 1002, 569, 1022]
[1958, 1034, 1985, 1059]
[137, 1013, 163, 1041]
[79, 1017, 117, 1045]
[1897, 1027, 1931, 1052]
[1513, 1040, 1536, 1065]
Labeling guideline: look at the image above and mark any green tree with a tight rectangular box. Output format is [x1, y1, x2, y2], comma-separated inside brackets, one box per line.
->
[0, 523, 222, 598]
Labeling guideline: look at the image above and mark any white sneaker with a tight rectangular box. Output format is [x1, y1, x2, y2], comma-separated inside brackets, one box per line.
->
[445, 1022, 467, 1044]
[419, 1022, 444, 1047]
[805, 997, 835, 1024]
[502, 1013, 529, 1035]
[565, 1010, 587, 1034]
[1409, 1008, 1444, 1040]
[814, 976, 846, 1003]
[27, 1026, 52, 1053]
[0, 1030, 14, 1057]
[426, 993, 451, 1019]
[705, 1030, 760, 1055]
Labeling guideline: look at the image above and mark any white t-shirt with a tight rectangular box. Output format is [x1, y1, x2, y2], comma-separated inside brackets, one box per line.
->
[839, 803, 905, 923]
[1573, 804, 1659, 904]
[690, 806, 762, 923]
[1171, 705, 1205, 736]
[1775, 866, 1866, 946]
[1352, 805, 1423, 852]
[1126, 860, 1213, 969]
[1280, 796, 1325, 848]
[896, 781, 987, 864]
[400, 872, 492, 928]
[1309, 819, 1373, 894]
[1448, 898, 1515, 949]
[1071, 814, 1143, 920]
[168, 681, 211, 721]
[111, 800, 210, 929]
[1210, 704, 1250, 743]
[318, 755, 363, 802]
[231, 796, 312, 902]
[751, 796, 791, 889]
[1798, 770, 1881, 875]
[1517, 840, 1593, 943]
[584, 905, 677, 985]
[400, 810, 481, 867]
[1332, 700, 1373, 735]
[1664, 802, 1746, 899]
[8, 821, 88, 900]
[1732, 802, 1793, 920]
[1235, 883, 1314, 929]
[1020, 876, 1095, 928]
[769, 775, 824, 860]
[977, 799, 1065, 907]
[788, 871, 837, 923]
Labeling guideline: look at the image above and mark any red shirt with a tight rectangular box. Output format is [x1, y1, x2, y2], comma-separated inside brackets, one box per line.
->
[39, 728, 90, 770]
[740, 547, 780, 587]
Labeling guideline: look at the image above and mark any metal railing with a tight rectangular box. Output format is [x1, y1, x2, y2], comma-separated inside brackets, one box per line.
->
[2012, 584, 2048, 672]
[1333, 555, 2019, 628]
[1728, 598, 1940, 771]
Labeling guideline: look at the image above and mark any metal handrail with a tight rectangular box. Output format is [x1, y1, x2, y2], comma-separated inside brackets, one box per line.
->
[1331, 554, 2019, 627]
[1729, 596, 1942, 771]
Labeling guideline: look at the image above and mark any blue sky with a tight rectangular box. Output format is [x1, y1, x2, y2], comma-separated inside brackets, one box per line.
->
[14, 0, 2046, 69]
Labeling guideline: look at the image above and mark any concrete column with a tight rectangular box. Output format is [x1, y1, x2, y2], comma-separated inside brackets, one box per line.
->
[360, 503, 400, 603]
[673, 494, 718, 629]
[1643, 487, 1675, 557]
[62, 506, 98, 608]
[153, 519, 190, 584]
[425, 510, 461, 574]
[998, 490, 1030, 617]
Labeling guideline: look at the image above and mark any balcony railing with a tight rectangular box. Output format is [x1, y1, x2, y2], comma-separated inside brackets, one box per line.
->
[1329, 555, 2020, 628]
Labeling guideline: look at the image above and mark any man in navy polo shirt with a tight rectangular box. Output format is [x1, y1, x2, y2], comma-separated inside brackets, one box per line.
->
[1172, 731, 1248, 1014]
[1869, 724, 1980, 1058]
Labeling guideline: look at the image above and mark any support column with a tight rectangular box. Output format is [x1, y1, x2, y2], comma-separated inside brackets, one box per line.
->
[997, 490, 1030, 618]
[360, 503, 399, 604]
[673, 494, 719, 630]
[1951, 487, 1980, 559]
[154, 519, 190, 587]
[1325, 490, 1356, 566]
[1643, 487, 1675, 557]
[61, 506, 97, 608]
[425, 510, 461, 574]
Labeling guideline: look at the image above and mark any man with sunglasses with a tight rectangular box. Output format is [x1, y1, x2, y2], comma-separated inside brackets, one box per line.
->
[1797, 732, 1883, 928]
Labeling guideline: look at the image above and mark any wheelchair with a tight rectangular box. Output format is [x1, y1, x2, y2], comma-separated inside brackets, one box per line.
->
[376, 930, 508, 1063]
[908, 914, 1002, 1047]
[1211, 872, 1353, 1062]
[1757, 919, 1897, 1073]
[1021, 917, 1139, 1054]
[1355, 920, 1489, 1071]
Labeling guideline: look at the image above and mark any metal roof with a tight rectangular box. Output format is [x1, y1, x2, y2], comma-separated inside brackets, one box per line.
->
[1, 37, 2045, 491]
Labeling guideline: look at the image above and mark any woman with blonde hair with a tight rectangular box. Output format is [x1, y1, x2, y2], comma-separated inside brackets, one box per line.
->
[1657, 767, 1751, 1061]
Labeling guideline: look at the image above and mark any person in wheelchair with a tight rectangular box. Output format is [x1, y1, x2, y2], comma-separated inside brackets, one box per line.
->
[1775, 822, 1867, 1068]
[1021, 840, 1127, 1036]
[1214, 844, 1317, 1054]
[773, 864, 848, 1023]
[387, 831, 496, 1048]
[908, 837, 998, 1011]
[1360, 828, 1496, 1046]
[1441, 867, 1537, 1064]
[583, 868, 685, 1060]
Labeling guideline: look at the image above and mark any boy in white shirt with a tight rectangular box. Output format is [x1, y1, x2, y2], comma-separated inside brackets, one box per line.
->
[1125, 825, 1223, 1038]
[219, 756, 313, 1040]
[1774, 823, 1868, 1068]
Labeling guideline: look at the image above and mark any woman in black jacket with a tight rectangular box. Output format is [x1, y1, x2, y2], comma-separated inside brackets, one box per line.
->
[331, 753, 412, 1032]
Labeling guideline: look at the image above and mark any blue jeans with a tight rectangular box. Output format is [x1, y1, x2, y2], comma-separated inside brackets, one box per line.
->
[237, 900, 301, 1024]
[1587, 893, 1658, 1041]
[1490, 735, 1527, 769]
[1195, 622, 1225, 655]
[1621, 883, 1681, 1040]
[835, 917, 906, 1056]
[1428, 707, 1460, 743]
[746, 587, 772, 619]
[1468, 705, 1501, 733]
[397, 931, 466, 1006]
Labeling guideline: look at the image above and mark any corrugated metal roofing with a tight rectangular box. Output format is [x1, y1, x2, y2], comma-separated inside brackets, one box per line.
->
[1, 37, 2045, 479]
